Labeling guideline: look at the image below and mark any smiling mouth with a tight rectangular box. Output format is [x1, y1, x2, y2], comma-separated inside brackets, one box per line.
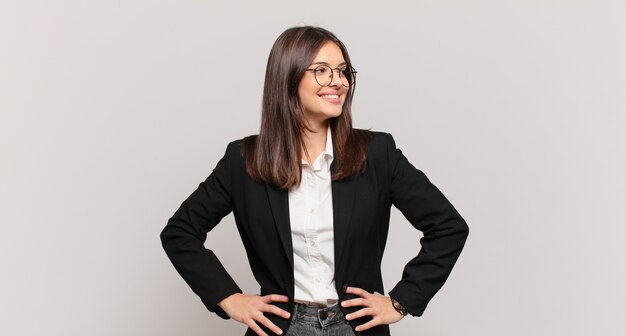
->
[319, 94, 341, 103]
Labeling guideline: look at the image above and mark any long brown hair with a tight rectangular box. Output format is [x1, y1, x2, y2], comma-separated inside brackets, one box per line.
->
[241, 26, 372, 190]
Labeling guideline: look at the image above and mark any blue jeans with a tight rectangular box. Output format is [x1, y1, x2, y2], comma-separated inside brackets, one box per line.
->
[285, 302, 356, 336]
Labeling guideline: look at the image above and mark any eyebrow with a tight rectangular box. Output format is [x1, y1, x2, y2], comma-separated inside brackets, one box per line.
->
[310, 61, 347, 67]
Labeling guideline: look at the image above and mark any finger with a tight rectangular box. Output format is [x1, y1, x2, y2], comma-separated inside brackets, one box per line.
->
[262, 294, 289, 303]
[345, 286, 370, 297]
[355, 317, 381, 332]
[340, 297, 367, 308]
[262, 304, 291, 319]
[256, 314, 283, 335]
[345, 307, 372, 320]
[245, 319, 268, 336]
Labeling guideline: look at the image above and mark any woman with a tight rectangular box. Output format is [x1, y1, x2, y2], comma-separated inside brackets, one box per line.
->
[160, 26, 469, 336]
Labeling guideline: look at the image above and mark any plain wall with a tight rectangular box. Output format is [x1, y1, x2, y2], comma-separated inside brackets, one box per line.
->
[1, 0, 624, 335]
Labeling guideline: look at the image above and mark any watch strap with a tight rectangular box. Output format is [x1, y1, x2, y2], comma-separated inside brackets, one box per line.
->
[390, 297, 409, 316]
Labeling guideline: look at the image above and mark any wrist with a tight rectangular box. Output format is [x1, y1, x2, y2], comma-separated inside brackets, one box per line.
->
[390, 296, 408, 317]
[218, 293, 241, 309]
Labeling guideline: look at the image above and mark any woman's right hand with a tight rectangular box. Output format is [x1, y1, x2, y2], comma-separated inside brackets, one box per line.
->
[218, 293, 291, 336]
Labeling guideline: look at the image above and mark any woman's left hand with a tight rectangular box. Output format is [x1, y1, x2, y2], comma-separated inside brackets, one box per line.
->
[341, 286, 405, 332]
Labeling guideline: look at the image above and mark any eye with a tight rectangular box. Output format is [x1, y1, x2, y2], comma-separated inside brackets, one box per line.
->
[315, 67, 328, 74]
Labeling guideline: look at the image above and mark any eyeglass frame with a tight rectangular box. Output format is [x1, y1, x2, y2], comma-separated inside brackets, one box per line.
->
[304, 65, 358, 87]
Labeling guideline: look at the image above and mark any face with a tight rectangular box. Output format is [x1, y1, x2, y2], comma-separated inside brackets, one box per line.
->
[297, 41, 349, 125]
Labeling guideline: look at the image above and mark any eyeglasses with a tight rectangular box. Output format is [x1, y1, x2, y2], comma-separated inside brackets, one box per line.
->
[304, 65, 357, 87]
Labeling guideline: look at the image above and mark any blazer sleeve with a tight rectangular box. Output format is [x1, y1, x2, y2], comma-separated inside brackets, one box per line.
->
[160, 141, 242, 319]
[385, 133, 469, 317]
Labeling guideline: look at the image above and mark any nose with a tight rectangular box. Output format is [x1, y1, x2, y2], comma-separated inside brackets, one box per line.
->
[329, 69, 343, 87]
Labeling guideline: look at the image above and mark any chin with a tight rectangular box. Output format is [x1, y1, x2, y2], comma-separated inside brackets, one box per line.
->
[324, 110, 343, 120]
[306, 106, 344, 123]
[328, 106, 344, 116]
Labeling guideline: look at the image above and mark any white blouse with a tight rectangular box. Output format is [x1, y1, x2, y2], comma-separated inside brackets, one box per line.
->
[288, 126, 338, 304]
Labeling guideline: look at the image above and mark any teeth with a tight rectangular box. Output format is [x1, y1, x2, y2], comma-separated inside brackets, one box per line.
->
[320, 94, 339, 99]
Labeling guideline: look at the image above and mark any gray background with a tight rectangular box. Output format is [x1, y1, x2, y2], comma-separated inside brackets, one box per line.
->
[1, 1, 624, 335]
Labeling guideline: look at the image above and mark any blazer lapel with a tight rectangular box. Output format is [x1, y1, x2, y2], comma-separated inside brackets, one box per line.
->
[330, 160, 358, 267]
[264, 184, 294, 269]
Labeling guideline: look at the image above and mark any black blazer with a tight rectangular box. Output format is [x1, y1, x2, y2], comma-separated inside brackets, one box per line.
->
[160, 131, 469, 336]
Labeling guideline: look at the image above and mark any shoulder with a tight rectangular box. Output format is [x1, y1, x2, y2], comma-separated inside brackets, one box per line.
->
[352, 129, 396, 153]
[350, 128, 394, 144]
[208, 136, 250, 159]
[220, 134, 257, 161]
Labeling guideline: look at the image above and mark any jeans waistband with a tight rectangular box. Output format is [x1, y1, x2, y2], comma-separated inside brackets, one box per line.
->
[291, 302, 345, 327]
[294, 299, 339, 308]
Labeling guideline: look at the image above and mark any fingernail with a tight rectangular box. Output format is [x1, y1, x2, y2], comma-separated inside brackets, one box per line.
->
[277, 330, 282, 335]
[343, 284, 348, 293]
[341, 301, 346, 307]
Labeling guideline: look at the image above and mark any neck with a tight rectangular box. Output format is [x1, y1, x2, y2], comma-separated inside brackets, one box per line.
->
[301, 119, 328, 164]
